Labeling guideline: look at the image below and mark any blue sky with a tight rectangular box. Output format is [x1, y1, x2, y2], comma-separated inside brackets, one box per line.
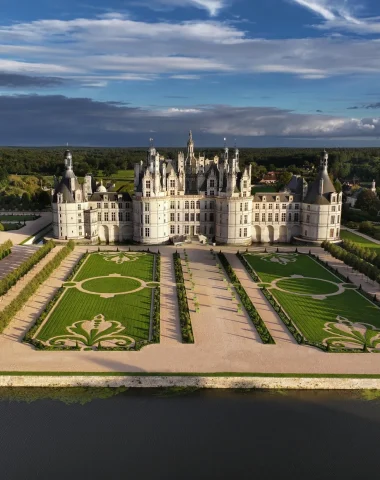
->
[1, 0, 380, 146]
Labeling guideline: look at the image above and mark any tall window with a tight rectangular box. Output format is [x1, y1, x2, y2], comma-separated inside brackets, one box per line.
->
[191, 213, 195, 221]
[146, 181, 151, 189]
[245, 202, 248, 211]
[255, 203, 260, 209]
[294, 213, 299, 222]
[204, 213, 208, 222]
[185, 213, 189, 221]
[185, 201, 189, 209]
[288, 213, 292, 221]
[170, 180, 175, 188]
[177, 213, 180, 221]
[244, 227, 247, 237]
[281, 213, 286, 222]
[170, 201, 175, 209]
[177, 225, 180, 234]
[118, 211, 123, 221]
[269, 203, 273, 210]
[282, 204, 287, 209]
[185, 225, 189, 235]
[97, 202, 101, 209]
[255, 213, 259, 222]
[126, 202, 130, 209]
[170, 225, 175, 234]
[170, 213, 175, 221]
[210, 180, 215, 187]
[104, 212, 109, 221]
[331, 216, 335, 224]
[145, 228, 150, 237]
[240, 203, 243, 211]
[111, 212, 116, 221]
[126, 212, 130, 221]
[196, 200, 200, 209]
[111, 203, 116, 209]
[119, 203, 123, 209]
[295, 204, 299, 210]
[104, 203, 108, 209]
[268, 213, 273, 222]
[78, 204, 81, 210]
[239, 228, 242, 238]
[196, 213, 200, 221]
[98, 212, 101, 221]
[243, 180, 247, 189]
[191, 201, 195, 209]
[306, 214, 310, 223]
[262, 213, 265, 222]
[210, 213, 214, 222]
[330, 228, 334, 238]
[145, 203, 150, 212]
[145, 215, 150, 224]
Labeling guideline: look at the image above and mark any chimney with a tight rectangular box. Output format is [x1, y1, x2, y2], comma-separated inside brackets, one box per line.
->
[319, 178, 324, 195]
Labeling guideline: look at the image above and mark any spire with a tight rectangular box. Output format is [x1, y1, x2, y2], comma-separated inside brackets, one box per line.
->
[187, 130, 194, 158]
[321, 149, 328, 171]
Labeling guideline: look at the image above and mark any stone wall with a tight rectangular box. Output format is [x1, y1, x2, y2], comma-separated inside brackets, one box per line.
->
[1, 375, 380, 389]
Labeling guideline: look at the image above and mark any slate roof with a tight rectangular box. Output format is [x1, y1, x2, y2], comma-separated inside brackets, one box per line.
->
[303, 168, 336, 205]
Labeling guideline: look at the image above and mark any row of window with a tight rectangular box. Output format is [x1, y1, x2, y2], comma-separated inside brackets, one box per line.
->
[95, 202, 131, 210]
[254, 212, 299, 222]
[141, 225, 214, 237]
[98, 212, 131, 222]
[254, 203, 299, 210]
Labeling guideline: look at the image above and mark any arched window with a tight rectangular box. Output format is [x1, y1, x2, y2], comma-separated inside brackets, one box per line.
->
[185, 201, 189, 209]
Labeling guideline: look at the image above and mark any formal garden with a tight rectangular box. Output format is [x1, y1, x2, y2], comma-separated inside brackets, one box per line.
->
[26, 250, 160, 351]
[241, 252, 380, 352]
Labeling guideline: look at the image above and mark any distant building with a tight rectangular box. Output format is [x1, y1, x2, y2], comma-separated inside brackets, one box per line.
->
[52, 135, 342, 245]
[259, 172, 278, 184]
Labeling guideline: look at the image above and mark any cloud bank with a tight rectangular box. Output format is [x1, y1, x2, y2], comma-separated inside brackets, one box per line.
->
[0, 94, 379, 146]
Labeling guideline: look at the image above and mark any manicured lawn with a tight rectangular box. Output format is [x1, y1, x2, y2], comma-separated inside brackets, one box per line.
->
[82, 276, 141, 293]
[244, 253, 380, 348]
[33, 252, 156, 349]
[340, 230, 380, 252]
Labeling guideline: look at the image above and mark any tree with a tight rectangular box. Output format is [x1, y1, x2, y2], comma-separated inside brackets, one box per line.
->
[355, 189, 380, 213]
[276, 171, 293, 190]
[333, 179, 342, 193]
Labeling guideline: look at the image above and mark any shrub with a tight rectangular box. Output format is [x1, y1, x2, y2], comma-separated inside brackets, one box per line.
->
[0, 241, 75, 334]
[0, 240, 55, 296]
[218, 252, 274, 344]
[173, 252, 194, 343]
[0, 239, 12, 260]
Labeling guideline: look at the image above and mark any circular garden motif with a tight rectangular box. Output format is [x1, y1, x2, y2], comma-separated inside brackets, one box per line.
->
[81, 277, 142, 294]
[275, 278, 340, 296]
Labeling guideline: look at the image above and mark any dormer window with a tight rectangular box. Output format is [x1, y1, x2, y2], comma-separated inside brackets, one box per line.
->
[263, 196, 266, 201]
[289, 196, 293, 201]
[276, 196, 280, 202]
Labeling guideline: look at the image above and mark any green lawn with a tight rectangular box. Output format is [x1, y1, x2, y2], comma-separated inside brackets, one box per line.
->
[340, 230, 380, 252]
[33, 252, 156, 349]
[244, 253, 380, 349]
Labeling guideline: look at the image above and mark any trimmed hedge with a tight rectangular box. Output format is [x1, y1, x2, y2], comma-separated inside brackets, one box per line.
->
[0, 240, 55, 296]
[0, 240, 12, 261]
[173, 252, 194, 343]
[217, 252, 275, 344]
[341, 238, 380, 269]
[152, 253, 160, 343]
[261, 287, 304, 345]
[237, 252, 259, 282]
[322, 240, 380, 287]
[0, 240, 75, 334]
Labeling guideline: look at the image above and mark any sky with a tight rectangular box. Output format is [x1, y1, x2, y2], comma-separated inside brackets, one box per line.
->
[1, 0, 380, 147]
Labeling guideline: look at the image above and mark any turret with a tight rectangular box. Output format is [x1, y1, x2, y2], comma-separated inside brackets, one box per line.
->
[321, 149, 328, 171]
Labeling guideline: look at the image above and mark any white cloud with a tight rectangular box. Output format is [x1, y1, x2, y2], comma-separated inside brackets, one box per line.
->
[1, 13, 380, 83]
[150, 0, 227, 16]
[1, 95, 379, 143]
[290, 0, 380, 34]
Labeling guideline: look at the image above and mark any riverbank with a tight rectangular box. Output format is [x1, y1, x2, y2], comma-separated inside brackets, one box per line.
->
[3, 372, 380, 389]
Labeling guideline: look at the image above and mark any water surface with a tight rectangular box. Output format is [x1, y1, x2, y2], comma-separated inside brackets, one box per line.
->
[0, 388, 379, 479]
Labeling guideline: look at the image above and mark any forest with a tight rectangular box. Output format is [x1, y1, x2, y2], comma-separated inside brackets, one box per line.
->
[0, 146, 380, 183]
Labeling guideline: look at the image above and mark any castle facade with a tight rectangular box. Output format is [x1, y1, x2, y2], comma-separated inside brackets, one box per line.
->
[52, 132, 342, 245]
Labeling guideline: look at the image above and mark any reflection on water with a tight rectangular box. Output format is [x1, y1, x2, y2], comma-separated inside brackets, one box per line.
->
[0, 388, 379, 479]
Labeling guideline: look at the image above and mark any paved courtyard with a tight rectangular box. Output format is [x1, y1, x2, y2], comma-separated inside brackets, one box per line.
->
[0, 243, 380, 374]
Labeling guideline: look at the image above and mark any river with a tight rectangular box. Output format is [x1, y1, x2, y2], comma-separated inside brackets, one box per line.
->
[0, 388, 379, 479]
